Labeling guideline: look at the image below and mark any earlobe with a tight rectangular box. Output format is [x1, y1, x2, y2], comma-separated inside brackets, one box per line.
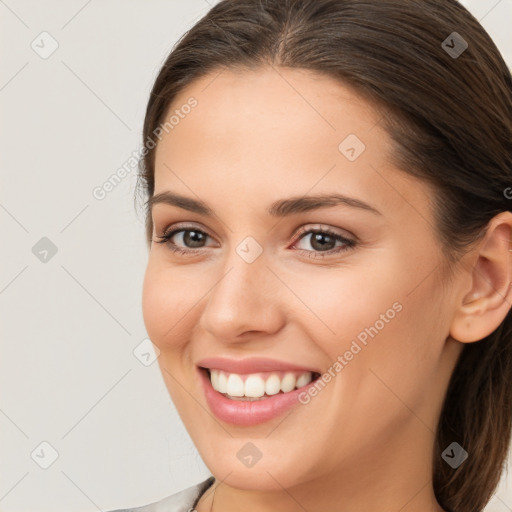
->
[449, 212, 512, 343]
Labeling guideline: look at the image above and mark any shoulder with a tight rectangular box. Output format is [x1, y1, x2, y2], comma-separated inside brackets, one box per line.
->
[106, 476, 215, 512]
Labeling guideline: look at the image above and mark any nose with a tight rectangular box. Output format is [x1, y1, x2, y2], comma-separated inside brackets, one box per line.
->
[197, 248, 286, 342]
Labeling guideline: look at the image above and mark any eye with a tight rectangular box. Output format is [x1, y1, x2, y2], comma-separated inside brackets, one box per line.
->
[152, 225, 214, 255]
[152, 224, 357, 259]
[291, 226, 356, 259]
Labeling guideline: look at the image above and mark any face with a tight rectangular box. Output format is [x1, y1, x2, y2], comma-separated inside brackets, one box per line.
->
[142, 66, 463, 494]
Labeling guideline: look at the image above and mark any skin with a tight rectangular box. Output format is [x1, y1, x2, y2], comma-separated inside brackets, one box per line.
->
[141, 66, 512, 512]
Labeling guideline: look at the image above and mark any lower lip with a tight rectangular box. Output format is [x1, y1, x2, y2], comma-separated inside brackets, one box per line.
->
[198, 367, 317, 426]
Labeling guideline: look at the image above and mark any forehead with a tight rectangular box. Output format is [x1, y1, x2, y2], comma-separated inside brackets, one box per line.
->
[161, 66, 381, 157]
[153, 66, 432, 224]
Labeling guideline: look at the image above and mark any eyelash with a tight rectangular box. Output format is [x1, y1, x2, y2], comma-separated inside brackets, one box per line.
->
[152, 224, 357, 259]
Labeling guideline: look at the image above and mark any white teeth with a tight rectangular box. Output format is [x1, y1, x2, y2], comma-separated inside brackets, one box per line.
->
[296, 372, 313, 388]
[208, 370, 314, 398]
[217, 370, 227, 393]
[226, 373, 244, 396]
[244, 375, 266, 397]
[280, 372, 296, 393]
[265, 374, 281, 396]
[210, 369, 219, 390]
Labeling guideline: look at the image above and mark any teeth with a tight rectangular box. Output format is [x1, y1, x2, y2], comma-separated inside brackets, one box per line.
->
[265, 374, 281, 396]
[244, 375, 266, 397]
[296, 372, 312, 388]
[280, 372, 296, 393]
[217, 370, 227, 393]
[210, 369, 219, 390]
[226, 374, 244, 397]
[208, 369, 314, 398]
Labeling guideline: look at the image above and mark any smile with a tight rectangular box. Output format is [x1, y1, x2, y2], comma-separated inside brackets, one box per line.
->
[207, 369, 318, 400]
[196, 357, 322, 426]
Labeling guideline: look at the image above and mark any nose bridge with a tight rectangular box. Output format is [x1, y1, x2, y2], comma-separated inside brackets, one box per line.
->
[198, 239, 284, 339]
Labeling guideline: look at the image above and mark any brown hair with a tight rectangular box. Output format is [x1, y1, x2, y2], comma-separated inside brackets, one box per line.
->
[136, 1, 512, 510]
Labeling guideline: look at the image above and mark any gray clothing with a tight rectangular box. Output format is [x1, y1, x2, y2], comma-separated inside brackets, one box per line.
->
[108, 476, 215, 512]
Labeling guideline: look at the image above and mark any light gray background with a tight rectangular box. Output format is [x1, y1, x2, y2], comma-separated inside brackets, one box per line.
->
[1, 1, 511, 511]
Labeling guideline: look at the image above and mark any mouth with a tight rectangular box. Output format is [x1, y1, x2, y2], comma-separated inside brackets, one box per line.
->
[199, 367, 322, 401]
[195, 356, 324, 425]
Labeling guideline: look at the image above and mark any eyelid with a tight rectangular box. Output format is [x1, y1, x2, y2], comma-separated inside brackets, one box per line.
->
[290, 225, 356, 257]
[292, 223, 355, 241]
[158, 222, 355, 245]
[155, 221, 357, 257]
[159, 222, 217, 243]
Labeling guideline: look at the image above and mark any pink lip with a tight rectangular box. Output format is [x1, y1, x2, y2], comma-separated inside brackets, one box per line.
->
[197, 366, 319, 426]
[196, 356, 319, 374]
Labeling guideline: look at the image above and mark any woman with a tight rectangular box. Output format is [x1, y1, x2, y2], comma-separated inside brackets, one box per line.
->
[111, 0, 512, 510]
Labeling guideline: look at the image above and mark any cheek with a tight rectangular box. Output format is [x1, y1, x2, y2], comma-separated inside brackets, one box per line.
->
[335, 269, 446, 421]
[286, 261, 406, 356]
[304, 253, 444, 402]
[141, 260, 197, 352]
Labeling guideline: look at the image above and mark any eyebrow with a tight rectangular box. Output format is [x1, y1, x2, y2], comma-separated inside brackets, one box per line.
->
[147, 191, 382, 217]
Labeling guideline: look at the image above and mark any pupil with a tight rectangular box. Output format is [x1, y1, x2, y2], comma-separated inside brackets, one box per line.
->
[312, 233, 334, 251]
[185, 230, 205, 248]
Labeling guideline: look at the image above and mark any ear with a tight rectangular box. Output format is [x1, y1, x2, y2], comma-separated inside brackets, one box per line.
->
[450, 211, 512, 343]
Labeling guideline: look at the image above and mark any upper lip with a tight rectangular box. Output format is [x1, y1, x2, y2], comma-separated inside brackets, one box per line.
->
[196, 356, 320, 374]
